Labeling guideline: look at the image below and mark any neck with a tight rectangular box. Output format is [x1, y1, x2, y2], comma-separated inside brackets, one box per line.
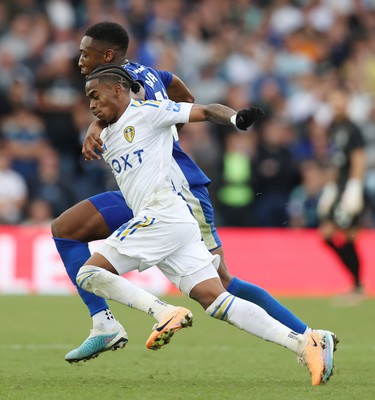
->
[113, 56, 128, 66]
[110, 100, 130, 124]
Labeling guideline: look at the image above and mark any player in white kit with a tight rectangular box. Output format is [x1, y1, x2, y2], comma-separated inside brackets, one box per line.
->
[76, 63, 335, 386]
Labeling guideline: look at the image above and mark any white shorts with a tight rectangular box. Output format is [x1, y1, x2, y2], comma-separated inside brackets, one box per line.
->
[98, 213, 220, 295]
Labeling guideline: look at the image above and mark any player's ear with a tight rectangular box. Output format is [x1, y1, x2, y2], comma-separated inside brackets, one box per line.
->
[114, 82, 123, 96]
[104, 49, 115, 63]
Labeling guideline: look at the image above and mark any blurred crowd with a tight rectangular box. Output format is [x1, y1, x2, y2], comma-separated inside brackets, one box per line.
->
[1, 0, 375, 228]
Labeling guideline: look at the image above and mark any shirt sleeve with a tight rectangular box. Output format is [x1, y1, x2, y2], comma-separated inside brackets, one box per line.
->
[348, 124, 365, 150]
[156, 69, 173, 88]
[137, 99, 193, 130]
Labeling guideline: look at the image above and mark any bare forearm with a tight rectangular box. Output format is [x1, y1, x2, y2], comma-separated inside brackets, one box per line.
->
[199, 104, 236, 126]
[188, 103, 264, 130]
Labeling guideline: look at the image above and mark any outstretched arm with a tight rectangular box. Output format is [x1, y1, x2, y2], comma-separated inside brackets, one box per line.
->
[189, 103, 264, 130]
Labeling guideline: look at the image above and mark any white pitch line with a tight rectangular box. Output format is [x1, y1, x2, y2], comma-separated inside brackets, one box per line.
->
[1, 344, 375, 351]
[0, 344, 73, 350]
[0, 344, 233, 351]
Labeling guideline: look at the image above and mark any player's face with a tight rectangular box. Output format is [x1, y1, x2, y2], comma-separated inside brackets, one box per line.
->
[85, 79, 120, 124]
[79, 36, 107, 75]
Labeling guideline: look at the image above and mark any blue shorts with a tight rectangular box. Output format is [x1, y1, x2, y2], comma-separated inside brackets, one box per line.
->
[89, 191, 134, 234]
[89, 186, 222, 251]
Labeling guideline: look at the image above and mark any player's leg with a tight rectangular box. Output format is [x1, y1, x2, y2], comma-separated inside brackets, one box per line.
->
[76, 215, 199, 355]
[76, 247, 193, 353]
[148, 232, 334, 386]
[186, 185, 309, 333]
[320, 220, 363, 303]
[51, 191, 134, 361]
[187, 268, 334, 386]
[342, 227, 362, 291]
[52, 198, 111, 315]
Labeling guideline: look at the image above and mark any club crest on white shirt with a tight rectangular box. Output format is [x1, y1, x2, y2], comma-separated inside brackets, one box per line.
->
[123, 126, 135, 143]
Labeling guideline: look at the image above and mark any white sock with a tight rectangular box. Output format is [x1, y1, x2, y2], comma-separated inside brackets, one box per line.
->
[77, 265, 174, 321]
[206, 292, 306, 355]
[92, 309, 118, 331]
[303, 326, 313, 334]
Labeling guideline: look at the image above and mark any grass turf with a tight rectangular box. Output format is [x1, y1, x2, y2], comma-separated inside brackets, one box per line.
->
[0, 295, 373, 400]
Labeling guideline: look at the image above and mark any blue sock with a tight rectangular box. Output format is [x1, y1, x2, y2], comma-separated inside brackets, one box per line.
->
[53, 237, 109, 317]
[227, 277, 308, 334]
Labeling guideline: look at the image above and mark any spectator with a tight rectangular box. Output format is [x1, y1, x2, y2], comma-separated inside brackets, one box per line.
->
[0, 147, 28, 224]
[287, 160, 325, 228]
[217, 131, 255, 226]
[28, 147, 75, 218]
[251, 118, 300, 227]
[1, 106, 50, 188]
[0, 0, 373, 230]
[0, 47, 34, 92]
[290, 116, 330, 166]
[23, 198, 54, 226]
[361, 104, 375, 225]
[35, 51, 83, 177]
[71, 100, 113, 200]
[0, 13, 33, 62]
[189, 63, 228, 104]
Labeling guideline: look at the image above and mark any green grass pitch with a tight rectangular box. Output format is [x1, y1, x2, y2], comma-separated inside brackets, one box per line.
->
[0, 295, 373, 400]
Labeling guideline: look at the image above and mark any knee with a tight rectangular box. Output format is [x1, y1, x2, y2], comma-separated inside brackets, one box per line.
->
[219, 272, 233, 290]
[51, 216, 61, 238]
[189, 279, 226, 310]
[51, 214, 71, 239]
[76, 265, 88, 288]
[51, 211, 87, 241]
[76, 265, 98, 290]
[190, 291, 216, 310]
[212, 250, 233, 290]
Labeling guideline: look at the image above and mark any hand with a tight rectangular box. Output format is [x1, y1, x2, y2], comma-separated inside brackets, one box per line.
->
[333, 204, 353, 229]
[317, 182, 338, 218]
[339, 178, 364, 215]
[235, 107, 265, 130]
[82, 120, 107, 160]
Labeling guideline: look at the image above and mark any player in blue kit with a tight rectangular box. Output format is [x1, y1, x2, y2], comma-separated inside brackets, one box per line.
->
[51, 22, 336, 363]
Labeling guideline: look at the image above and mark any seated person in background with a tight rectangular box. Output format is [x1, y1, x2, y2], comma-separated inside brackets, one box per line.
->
[0, 147, 28, 224]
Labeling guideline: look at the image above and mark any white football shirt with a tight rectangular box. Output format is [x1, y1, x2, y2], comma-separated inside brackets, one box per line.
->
[101, 99, 193, 217]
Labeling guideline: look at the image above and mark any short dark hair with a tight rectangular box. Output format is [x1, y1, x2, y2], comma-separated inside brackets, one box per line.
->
[85, 22, 129, 55]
